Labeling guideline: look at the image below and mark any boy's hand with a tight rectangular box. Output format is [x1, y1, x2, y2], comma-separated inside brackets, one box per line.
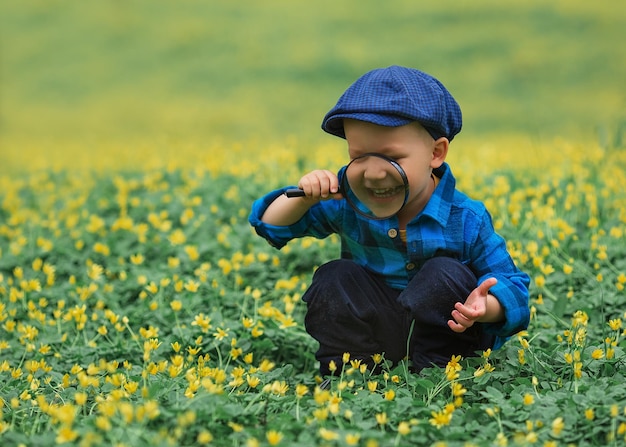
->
[298, 170, 342, 200]
[448, 278, 501, 333]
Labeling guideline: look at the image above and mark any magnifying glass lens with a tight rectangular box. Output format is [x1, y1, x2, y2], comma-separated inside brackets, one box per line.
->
[284, 153, 409, 220]
[342, 154, 409, 219]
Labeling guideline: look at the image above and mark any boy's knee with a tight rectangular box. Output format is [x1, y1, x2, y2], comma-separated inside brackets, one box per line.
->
[420, 257, 476, 291]
[399, 257, 477, 318]
[303, 259, 364, 306]
[312, 259, 362, 283]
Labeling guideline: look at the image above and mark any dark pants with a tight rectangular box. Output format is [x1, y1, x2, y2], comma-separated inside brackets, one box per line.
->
[302, 257, 494, 375]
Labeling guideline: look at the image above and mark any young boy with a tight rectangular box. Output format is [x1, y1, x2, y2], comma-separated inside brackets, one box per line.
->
[249, 66, 530, 375]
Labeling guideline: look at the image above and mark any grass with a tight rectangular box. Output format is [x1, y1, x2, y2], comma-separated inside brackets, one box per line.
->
[1, 1, 626, 445]
[1, 140, 626, 446]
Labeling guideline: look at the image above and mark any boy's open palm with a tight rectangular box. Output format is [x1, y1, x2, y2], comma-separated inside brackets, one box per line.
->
[448, 278, 498, 333]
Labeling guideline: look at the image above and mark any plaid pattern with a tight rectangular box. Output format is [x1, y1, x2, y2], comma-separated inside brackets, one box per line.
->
[249, 163, 530, 348]
[322, 66, 463, 141]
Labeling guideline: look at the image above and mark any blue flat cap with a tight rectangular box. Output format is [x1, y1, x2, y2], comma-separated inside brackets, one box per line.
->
[322, 66, 462, 141]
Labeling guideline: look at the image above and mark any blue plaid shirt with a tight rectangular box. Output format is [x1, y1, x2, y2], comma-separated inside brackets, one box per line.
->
[249, 162, 530, 348]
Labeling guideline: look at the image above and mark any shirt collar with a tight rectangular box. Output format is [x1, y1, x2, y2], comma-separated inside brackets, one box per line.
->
[412, 162, 455, 226]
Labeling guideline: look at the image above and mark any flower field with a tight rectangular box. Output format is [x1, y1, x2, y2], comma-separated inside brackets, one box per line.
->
[1, 136, 626, 446]
[2, 0, 626, 445]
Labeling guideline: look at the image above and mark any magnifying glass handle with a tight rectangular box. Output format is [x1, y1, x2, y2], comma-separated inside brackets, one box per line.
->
[284, 188, 306, 198]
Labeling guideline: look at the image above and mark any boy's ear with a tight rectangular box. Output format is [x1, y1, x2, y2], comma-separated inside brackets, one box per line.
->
[431, 137, 449, 168]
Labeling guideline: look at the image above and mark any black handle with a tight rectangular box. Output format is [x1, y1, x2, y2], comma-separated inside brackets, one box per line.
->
[284, 188, 306, 198]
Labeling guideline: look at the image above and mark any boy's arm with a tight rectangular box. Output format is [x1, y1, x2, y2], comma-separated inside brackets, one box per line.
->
[261, 194, 320, 226]
[261, 169, 341, 225]
[462, 212, 530, 340]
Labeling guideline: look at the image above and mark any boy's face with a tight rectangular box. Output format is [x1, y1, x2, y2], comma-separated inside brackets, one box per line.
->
[343, 119, 448, 221]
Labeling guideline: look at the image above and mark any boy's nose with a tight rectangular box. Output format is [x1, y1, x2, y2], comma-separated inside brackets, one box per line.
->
[363, 157, 389, 180]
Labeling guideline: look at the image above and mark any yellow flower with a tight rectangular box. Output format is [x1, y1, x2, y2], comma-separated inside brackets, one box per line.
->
[345, 433, 361, 445]
[349, 358, 362, 369]
[572, 310, 589, 327]
[56, 426, 79, 443]
[213, 327, 229, 341]
[191, 313, 211, 333]
[610, 404, 619, 418]
[184, 245, 200, 261]
[74, 392, 88, 406]
[251, 325, 264, 337]
[591, 348, 604, 360]
[197, 430, 213, 444]
[319, 428, 339, 441]
[130, 253, 145, 265]
[87, 263, 104, 281]
[95, 415, 112, 431]
[258, 359, 275, 372]
[93, 242, 110, 256]
[445, 355, 462, 380]
[168, 229, 186, 246]
[494, 432, 507, 447]
[376, 412, 388, 426]
[264, 380, 288, 396]
[145, 282, 158, 294]
[170, 300, 182, 312]
[186, 346, 201, 356]
[266, 430, 283, 446]
[451, 382, 467, 397]
[485, 407, 499, 417]
[523, 393, 534, 406]
[228, 421, 244, 432]
[534, 275, 545, 288]
[609, 318, 622, 331]
[429, 408, 453, 428]
[384, 389, 395, 401]
[585, 408, 595, 420]
[328, 360, 337, 373]
[518, 337, 530, 349]
[184, 280, 200, 292]
[398, 421, 411, 436]
[295, 384, 309, 398]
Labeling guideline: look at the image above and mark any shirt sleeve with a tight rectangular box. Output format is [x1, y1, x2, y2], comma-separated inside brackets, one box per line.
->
[248, 187, 339, 249]
[469, 209, 531, 346]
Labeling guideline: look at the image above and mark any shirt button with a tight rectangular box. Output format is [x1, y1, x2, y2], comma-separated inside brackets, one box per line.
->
[406, 263, 416, 271]
[387, 229, 398, 238]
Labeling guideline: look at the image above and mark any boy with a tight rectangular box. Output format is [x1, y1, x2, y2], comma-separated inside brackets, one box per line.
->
[249, 66, 530, 375]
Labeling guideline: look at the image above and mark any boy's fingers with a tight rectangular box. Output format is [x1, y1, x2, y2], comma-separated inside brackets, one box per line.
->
[477, 277, 498, 296]
[451, 308, 474, 327]
[454, 302, 478, 320]
[448, 319, 467, 333]
[299, 170, 339, 199]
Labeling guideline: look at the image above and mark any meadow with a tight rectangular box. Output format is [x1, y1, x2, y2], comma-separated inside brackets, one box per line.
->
[2, 1, 626, 446]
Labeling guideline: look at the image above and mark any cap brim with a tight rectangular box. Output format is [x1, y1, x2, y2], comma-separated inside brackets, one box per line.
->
[322, 113, 413, 139]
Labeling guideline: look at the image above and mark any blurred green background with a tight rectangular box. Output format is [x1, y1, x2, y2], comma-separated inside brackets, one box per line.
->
[1, 0, 625, 148]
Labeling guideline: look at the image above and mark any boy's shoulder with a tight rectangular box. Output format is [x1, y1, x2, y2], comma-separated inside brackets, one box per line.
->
[445, 176, 490, 220]
[438, 163, 489, 216]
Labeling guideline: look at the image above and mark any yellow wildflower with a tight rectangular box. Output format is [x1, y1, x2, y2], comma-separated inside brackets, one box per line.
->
[266, 430, 283, 446]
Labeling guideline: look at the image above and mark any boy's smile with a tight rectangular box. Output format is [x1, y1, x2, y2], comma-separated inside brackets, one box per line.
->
[343, 118, 449, 225]
[343, 152, 409, 218]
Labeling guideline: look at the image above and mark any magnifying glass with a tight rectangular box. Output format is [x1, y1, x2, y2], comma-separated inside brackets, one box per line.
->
[284, 154, 409, 220]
